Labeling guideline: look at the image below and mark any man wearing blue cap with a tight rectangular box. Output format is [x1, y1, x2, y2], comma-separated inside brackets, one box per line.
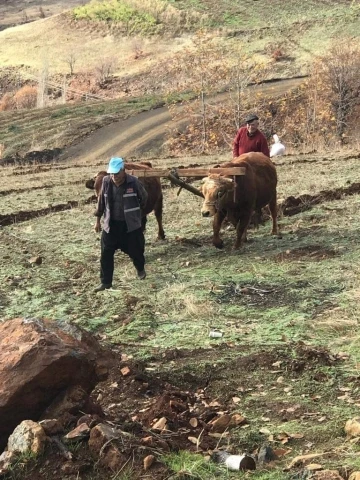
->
[94, 157, 148, 292]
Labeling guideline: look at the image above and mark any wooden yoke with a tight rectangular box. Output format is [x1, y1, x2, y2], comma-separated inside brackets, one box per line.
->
[125, 167, 246, 177]
[124, 166, 246, 199]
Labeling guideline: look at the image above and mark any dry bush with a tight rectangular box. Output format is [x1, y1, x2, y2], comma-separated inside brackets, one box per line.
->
[272, 48, 285, 61]
[94, 57, 118, 86]
[315, 41, 360, 143]
[0, 92, 15, 111]
[13, 85, 37, 109]
[131, 37, 144, 60]
[265, 42, 288, 62]
[67, 72, 100, 101]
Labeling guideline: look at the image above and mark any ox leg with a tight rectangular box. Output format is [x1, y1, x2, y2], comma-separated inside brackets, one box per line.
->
[154, 194, 165, 240]
[234, 212, 252, 250]
[212, 211, 226, 249]
[269, 196, 280, 236]
[141, 216, 147, 233]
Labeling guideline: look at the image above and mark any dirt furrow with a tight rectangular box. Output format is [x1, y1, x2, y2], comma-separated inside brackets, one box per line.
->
[3, 178, 360, 227]
[0, 195, 96, 227]
[281, 182, 360, 215]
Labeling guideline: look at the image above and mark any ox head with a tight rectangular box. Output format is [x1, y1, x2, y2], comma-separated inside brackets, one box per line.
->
[201, 175, 234, 217]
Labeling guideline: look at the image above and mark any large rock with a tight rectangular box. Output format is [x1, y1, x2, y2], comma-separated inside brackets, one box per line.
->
[0, 318, 109, 450]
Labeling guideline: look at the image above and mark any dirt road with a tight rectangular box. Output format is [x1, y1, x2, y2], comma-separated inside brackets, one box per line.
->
[59, 77, 305, 164]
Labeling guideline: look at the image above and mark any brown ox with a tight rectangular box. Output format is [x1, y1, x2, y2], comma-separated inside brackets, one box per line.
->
[201, 152, 278, 249]
[85, 161, 165, 240]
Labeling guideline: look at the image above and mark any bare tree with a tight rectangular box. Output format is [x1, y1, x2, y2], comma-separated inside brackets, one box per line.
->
[37, 60, 49, 108]
[64, 52, 77, 76]
[94, 57, 118, 86]
[62, 76, 67, 104]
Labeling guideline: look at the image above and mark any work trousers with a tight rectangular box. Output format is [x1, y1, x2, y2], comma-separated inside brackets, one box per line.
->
[100, 220, 145, 285]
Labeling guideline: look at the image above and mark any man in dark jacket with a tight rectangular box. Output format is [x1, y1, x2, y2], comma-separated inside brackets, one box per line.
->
[94, 157, 148, 292]
[233, 114, 270, 158]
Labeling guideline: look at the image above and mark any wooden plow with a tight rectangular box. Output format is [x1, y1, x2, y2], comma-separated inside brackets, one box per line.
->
[125, 166, 246, 198]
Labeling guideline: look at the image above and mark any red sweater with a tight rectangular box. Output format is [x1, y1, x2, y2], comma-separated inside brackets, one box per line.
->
[233, 127, 270, 157]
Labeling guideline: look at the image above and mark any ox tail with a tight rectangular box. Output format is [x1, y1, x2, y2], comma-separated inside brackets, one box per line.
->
[154, 193, 165, 240]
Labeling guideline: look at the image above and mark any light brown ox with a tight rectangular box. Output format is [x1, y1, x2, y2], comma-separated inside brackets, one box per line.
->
[200, 152, 279, 249]
[85, 161, 165, 240]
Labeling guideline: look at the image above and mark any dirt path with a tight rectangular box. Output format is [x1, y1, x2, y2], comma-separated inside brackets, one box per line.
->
[59, 77, 305, 164]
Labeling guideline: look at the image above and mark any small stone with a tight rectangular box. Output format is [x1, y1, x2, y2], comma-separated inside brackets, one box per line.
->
[345, 418, 360, 438]
[311, 470, 344, 480]
[89, 424, 124, 471]
[120, 366, 131, 376]
[29, 256, 42, 265]
[209, 414, 231, 433]
[144, 454, 155, 471]
[0, 451, 17, 476]
[64, 423, 90, 442]
[7, 420, 46, 455]
[77, 414, 101, 429]
[151, 417, 167, 431]
[258, 444, 278, 464]
[39, 419, 64, 436]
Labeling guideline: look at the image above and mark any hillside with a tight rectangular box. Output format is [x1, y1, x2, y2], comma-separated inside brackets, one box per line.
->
[0, 1, 359, 75]
[0, 0, 359, 162]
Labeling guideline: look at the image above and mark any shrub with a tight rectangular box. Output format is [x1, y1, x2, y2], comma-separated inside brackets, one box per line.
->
[13, 85, 37, 110]
[0, 92, 15, 111]
[72, 0, 157, 34]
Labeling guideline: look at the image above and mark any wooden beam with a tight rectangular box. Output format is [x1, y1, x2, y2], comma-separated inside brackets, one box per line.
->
[125, 167, 246, 177]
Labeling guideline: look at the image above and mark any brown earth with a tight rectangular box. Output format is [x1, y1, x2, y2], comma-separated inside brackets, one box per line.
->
[6, 341, 342, 479]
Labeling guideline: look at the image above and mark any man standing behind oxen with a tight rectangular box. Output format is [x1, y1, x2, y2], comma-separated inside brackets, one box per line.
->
[233, 114, 270, 158]
[94, 157, 148, 292]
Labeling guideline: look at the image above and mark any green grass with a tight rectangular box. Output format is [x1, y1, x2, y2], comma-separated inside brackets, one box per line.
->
[162, 451, 233, 479]
[73, 0, 159, 35]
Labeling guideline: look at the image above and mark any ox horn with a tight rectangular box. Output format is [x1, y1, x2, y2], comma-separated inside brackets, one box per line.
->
[168, 172, 204, 198]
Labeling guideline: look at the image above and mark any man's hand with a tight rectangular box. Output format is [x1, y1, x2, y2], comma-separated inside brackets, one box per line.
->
[94, 218, 101, 233]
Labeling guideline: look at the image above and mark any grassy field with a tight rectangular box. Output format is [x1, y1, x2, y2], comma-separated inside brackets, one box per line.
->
[2, 151, 360, 477]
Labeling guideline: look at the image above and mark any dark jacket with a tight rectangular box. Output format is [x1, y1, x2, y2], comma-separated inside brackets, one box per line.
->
[233, 127, 270, 157]
[95, 174, 148, 233]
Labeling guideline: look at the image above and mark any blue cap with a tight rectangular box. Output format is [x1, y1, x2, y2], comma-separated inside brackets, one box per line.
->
[107, 157, 125, 174]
